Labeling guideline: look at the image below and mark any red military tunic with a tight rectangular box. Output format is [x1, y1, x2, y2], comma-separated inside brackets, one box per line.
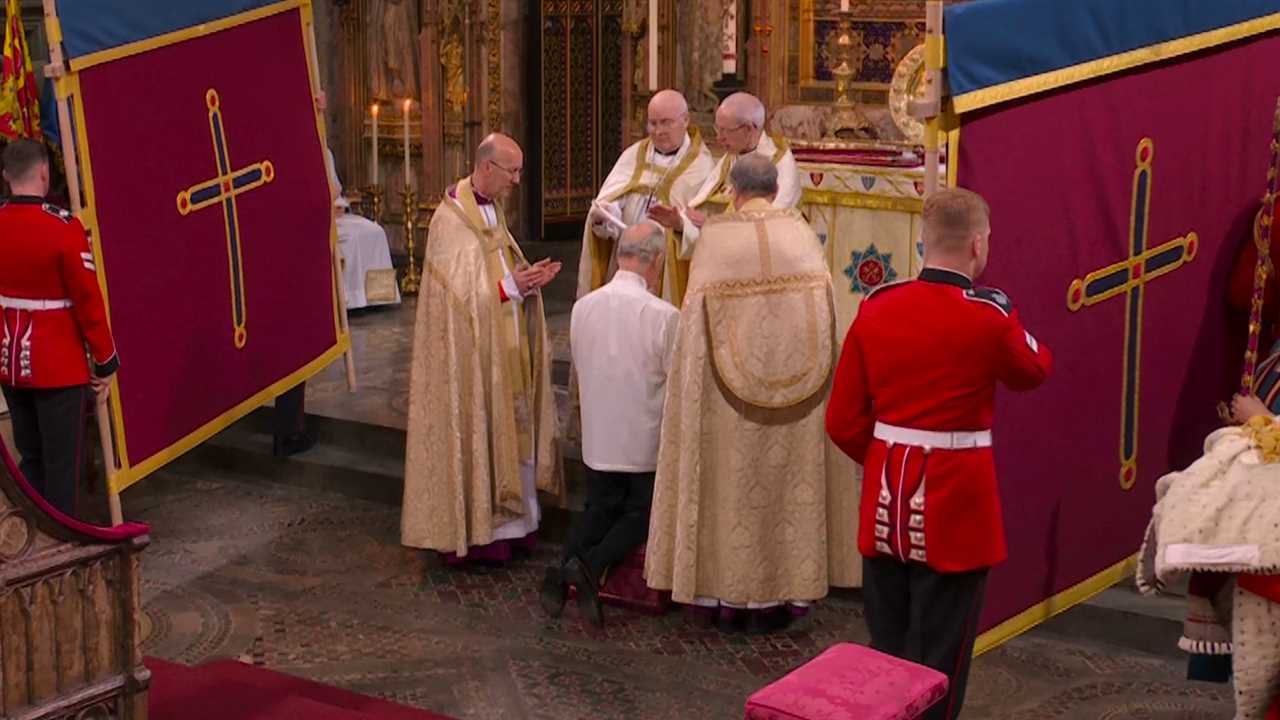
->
[827, 267, 1053, 572]
[0, 196, 118, 389]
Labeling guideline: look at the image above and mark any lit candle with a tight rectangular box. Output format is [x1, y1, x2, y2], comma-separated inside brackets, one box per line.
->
[403, 99, 412, 188]
[370, 104, 379, 184]
[648, 0, 658, 91]
[840, 0, 849, 11]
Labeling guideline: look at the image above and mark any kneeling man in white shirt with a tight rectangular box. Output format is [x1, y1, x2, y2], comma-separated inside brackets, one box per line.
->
[542, 222, 679, 627]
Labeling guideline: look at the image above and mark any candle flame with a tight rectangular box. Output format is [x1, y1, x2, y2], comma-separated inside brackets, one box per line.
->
[403, 99, 411, 112]
[371, 104, 379, 117]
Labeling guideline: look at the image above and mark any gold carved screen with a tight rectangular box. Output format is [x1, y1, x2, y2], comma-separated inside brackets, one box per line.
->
[785, 0, 924, 105]
[541, 0, 624, 222]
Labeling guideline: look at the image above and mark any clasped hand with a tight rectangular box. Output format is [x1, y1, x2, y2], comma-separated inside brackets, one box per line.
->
[513, 258, 562, 295]
[647, 204, 704, 229]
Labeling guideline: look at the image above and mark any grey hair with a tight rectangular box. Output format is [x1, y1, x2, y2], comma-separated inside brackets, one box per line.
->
[724, 92, 766, 128]
[730, 154, 778, 198]
[617, 222, 666, 263]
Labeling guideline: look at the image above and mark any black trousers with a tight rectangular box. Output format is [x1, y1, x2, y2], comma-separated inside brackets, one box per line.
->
[862, 556, 989, 720]
[274, 383, 307, 440]
[561, 468, 655, 581]
[2, 384, 88, 517]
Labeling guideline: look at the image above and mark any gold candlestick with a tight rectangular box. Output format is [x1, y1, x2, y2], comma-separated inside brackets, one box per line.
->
[400, 185, 420, 294]
[826, 9, 872, 140]
[363, 184, 384, 224]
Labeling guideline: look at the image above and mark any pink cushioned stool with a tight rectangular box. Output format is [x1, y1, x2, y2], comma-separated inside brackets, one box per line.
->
[745, 643, 948, 720]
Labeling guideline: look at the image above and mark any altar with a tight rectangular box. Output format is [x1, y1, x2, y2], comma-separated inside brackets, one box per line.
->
[793, 144, 931, 335]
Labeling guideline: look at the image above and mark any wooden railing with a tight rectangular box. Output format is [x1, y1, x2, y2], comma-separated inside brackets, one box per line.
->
[0, 440, 150, 720]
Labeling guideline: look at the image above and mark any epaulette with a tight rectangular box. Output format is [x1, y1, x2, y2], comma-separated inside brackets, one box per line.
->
[964, 286, 1013, 316]
[41, 203, 74, 223]
[864, 279, 911, 302]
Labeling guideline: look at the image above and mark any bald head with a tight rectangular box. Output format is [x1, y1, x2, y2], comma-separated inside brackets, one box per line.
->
[715, 92, 766, 153]
[473, 133, 523, 199]
[646, 89, 690, 154]
[649, 89, 688, 116]
[730, 154, 777, 208]
[476, 133, 520, 163]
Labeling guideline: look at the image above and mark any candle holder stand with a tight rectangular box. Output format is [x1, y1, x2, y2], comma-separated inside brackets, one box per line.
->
[400, 185, 421, 295]
[363, 184, 384, 224]
[826, 9, 872, 139]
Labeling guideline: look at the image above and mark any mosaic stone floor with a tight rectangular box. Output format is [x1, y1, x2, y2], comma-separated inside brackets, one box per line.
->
[123, 468, 1236, 720]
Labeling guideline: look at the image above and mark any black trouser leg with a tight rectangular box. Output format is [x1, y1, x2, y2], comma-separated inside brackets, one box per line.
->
[3, 384, 45, 494]
[562, 468, 628, 571]
[274, 383, 307, 440]
[6, 385, 87, 517]
[862, 555, 912, 658]
[908, 565, 988, 720]
[583, 471, 654, 580]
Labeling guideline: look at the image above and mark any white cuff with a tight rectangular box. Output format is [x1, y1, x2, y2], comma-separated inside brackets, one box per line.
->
[590, 220, 620, 240]
[678, 212, 701, 258]
[501, 272, 524, 302]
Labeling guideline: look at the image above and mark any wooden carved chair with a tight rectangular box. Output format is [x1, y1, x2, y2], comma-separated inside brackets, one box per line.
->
[0, 438, 150, 719]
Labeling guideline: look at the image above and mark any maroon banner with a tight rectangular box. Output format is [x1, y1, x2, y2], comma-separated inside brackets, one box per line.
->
[74, 7, 343, 488]
[957, 32, 1280, 643]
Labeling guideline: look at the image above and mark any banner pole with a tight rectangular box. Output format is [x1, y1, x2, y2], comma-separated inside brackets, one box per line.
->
[923, 1, 943, 196]
[43, 0, 123, 525]
[303, 0, 357, 392]
[333, 233, 358, 390]
[1238, 97, 1280, 398]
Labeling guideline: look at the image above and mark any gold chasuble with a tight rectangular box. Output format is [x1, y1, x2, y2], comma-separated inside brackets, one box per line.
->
[576, 130, 713, 308]
[402, 177, 562, 555]
[644, 198, 861, 605]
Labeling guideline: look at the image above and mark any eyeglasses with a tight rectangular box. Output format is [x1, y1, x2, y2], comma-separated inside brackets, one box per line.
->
[488, 159, 523, 178]
[715, 122, 748, 135]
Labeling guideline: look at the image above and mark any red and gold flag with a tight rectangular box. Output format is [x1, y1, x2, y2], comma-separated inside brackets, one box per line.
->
[0, 0, 39, 140]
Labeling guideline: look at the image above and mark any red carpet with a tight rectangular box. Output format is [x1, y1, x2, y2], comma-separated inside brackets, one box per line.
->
[146, 658, 455, 720]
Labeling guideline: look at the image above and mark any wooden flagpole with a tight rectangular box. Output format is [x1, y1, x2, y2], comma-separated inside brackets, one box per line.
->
[303, 1, 357, 392]
[1238, 98, 1280, 397]
[915, 0, 944, 197]
[42, 0, 124, 525]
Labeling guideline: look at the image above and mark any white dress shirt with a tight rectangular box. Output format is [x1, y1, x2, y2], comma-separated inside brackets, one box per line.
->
[571, 270, 679, 472]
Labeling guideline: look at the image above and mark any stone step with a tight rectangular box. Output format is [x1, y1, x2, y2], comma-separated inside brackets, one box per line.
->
[1038, 583, 1189, 660]
[164, 407, 588, 534]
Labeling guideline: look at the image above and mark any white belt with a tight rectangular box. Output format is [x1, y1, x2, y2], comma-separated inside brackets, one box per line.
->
[874, 422, 992, 450]
[0, 294, 73, 311]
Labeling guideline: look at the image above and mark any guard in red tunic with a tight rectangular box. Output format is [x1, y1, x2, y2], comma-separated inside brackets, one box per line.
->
[827, 188, 1052, 720]
[0, 139, 118, 517]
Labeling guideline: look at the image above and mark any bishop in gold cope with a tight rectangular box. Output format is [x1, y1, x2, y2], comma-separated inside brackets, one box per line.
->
[401, 133, 564, 564]
[648, 92, 800, 267]
[577, 89, 714, 308]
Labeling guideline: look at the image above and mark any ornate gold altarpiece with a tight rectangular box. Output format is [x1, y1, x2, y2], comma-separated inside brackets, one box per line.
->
[736, 0, 935, 335]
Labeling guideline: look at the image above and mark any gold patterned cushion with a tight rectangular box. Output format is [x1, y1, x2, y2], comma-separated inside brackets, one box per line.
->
[364, 268, 398, 304]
